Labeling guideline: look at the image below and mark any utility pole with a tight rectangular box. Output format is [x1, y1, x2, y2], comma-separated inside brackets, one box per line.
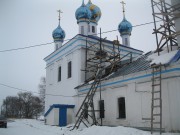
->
[0, 105, 3, 115]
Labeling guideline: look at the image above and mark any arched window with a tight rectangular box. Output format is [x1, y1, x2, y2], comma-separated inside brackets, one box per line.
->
[92, 26, 95, 33]
[118, 97, 126, 119]
[125, 38, 128, 46]
[58, 66, 61, 82]
[88, 25, 90, 32]
[81, 26, 84, 35]
[68, 61, 72, 78]
[55, 44, 58, 50]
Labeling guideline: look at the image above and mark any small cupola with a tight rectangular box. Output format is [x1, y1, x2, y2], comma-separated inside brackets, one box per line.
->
[118, 1, 132, 47]
[52, 25, 66, 42]
[75, 0, 92, 35]
[86, 0, 102, 24]
[75, 0, 92, 24]
[86, 0, 102, 35]
[118, 17, 132, 36]
[52, 10, 66, 50]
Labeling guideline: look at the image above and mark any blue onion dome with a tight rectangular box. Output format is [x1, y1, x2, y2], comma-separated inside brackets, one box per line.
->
[86, 0, 101, 23]
[118, 17, 132, 36]
[75, 0, 92, 23]
[52, 24, 66, 42]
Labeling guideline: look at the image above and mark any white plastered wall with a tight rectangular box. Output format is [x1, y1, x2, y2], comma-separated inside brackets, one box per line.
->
[67, 108, 75, 125]
[46, 108, 59, 126]
[76, 64, 180, 131]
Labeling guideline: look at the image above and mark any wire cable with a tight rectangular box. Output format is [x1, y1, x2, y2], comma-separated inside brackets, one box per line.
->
[0, 20, 162, 53]
[0, 42, 54, 53]
[0, 83, 73, 98]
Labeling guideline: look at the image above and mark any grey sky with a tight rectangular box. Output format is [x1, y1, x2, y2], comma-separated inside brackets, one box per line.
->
[0, 0, 156, 107]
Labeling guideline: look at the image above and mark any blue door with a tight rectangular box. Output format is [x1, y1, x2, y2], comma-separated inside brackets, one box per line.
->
[59, 108, 67, 127]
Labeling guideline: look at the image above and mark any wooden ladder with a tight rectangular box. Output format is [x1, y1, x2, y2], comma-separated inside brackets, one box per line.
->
[151, 64, 162, 134]
[72, 71, 102, 130]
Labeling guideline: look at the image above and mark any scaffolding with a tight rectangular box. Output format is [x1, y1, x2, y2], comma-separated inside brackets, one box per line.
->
[150, 0, 180, 133]
[151, 0, 180, 55]
[72, 29, 133, 130]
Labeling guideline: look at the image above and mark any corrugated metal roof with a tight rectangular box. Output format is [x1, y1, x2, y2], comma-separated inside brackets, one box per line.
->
[109, 51, 152, 78]
[110, 50, 180, 79]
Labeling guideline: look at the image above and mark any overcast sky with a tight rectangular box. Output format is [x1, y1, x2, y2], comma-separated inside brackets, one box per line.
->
[0, 0, 157, 107]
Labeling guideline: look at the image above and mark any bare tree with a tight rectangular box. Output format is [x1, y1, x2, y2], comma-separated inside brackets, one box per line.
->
[2, 96, 20, 118]
[18, 92, 33, 118]
[2, 92, 43, 118]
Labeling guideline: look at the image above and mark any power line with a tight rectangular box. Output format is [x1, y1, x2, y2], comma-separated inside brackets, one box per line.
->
[0, 20, 162, 53]
[133, 20, 161, 27]
[0, 83, 73, 98]
[100, 20, 162, 35]
[0, 42, 54, 53]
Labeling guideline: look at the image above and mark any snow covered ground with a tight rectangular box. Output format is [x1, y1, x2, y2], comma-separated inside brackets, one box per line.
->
[0, 119, 180, 135]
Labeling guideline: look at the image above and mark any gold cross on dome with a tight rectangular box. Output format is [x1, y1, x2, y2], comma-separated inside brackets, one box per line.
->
[120, 1, 126, 17]
[57, 10, 63, 24]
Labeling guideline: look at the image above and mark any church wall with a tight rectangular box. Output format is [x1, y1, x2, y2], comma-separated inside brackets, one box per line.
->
[76, 64, 180, 131]
[163, 77, 180, 132]
[45, 108, 59, 126]
[78, 22, 89, 35]
[88, 22, 97, 36]
[121, 34, 131, 47]
[67, 108, 75, 125]
[44, 35, 102, 126]
[45, 37, 87, 120]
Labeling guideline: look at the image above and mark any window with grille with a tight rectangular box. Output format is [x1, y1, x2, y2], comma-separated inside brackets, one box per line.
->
[58, 66, 61, 82]
[99, 100, 105, 118]
[68, 61, 72, 78]
[92, 26, 95, 33]
[118, 97, 126, 119]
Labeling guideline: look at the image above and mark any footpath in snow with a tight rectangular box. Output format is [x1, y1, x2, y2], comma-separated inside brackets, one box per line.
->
[0, 119, 180, 135]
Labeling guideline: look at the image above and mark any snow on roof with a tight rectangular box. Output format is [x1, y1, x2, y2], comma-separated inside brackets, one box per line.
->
[148, 49, 179, 65]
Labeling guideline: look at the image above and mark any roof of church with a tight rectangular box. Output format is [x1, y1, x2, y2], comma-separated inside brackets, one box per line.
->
[109, 51, 152, 79]
[75, 49, 180, 89]
[44, 34, 143, 60]
[108, 49, 180, 79]
[75, 52, 152, 89]
[79, 34, 143, 53]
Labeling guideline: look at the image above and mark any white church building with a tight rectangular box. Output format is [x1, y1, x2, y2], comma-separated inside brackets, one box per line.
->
[44, 0, 180, 132]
